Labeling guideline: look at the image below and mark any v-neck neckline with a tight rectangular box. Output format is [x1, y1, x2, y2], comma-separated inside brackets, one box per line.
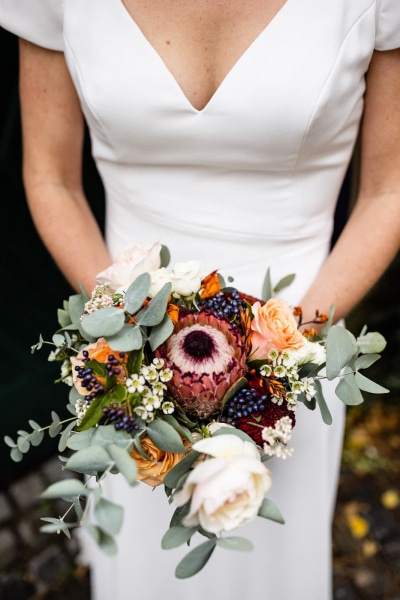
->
[117, 1, 291, 114]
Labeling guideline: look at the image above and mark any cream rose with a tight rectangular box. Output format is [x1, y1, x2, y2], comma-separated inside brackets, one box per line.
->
[148, 267, 172, 298]
[170, 260, 202, 297]
[172, 434, 272, 534]
[249, 298, 306, 360]
[95, 241, 162, 293]
[290, 338, 326, 366]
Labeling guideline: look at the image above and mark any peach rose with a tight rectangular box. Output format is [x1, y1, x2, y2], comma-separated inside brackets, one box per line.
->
[70, 337, 128, 395]
[130, 436, 188, 487]
[249, 298, 306, 360]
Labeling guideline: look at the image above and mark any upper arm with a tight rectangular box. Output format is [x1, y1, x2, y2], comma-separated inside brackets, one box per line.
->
[18, 38, 85, 193]
[358, 48, 400, 201]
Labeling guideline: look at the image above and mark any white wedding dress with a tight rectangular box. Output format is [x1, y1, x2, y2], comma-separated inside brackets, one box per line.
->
[1, 1, 400, 598]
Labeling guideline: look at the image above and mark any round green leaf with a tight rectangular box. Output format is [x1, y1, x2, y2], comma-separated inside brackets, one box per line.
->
[147, 419, 186, 453]
[326, 326, 357, 380]
[81, 306, 125, 338]
[258, 498, 285, 524]
[124, 272, 151, 314]
[175, 539, 217, 579]
[161, 525, 198, 549]
[216, 536, 254, 551]
[66, 445, 113, 475]
[94, 497, 124, 536]
[40, 478, 89, 499]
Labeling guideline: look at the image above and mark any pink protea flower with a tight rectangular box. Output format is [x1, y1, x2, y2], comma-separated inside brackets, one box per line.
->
[156, 311, 247, 420]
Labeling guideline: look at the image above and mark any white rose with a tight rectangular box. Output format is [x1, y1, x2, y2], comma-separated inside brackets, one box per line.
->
[291, 339, 326, 366]
[170, 260, 202, 297]
[172, 434, 272, 534]
[96, 241, 161, 293]
[148, 268, 172, 298]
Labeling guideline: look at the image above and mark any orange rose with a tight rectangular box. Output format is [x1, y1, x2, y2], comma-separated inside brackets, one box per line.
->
[249, 299, 306, 360]
[71, 337, 128, 394]
[130, 436, 188, 487]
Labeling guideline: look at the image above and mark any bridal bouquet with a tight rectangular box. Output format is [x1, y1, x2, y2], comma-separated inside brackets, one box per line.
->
[4, 242, 388, 578]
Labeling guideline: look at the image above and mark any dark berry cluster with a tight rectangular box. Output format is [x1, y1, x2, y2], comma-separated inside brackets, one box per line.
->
[221, 387, 268, 426]
[100, 406, 139, 433]
[105, 353, 125, 377]
[74, 351, 126, 404]
[198, 288, 245, 322]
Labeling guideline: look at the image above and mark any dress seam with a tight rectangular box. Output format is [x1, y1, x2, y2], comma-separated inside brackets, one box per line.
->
[292, 1, 376, 180]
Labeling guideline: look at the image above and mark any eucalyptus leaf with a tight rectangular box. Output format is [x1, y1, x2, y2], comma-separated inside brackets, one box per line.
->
[51, 411, 60, 424]
[68, 293, 87, 325]
[335, 368, 364, 405]
[107, 323, 143, 352]
[4, 436, 17, 448]
[107, 444, 138, 485]
[163, 450, 200, 489]
[354, 372, 389, 394]
[124, 272, 151, 314]
[49, 422, 62, 438]
[58, 420, 78, 452]
[17, 437, 30, 453]
[258, 498, 285, 524]
[30, 429, 45, 447]
[10, 447, 23, 462]
[314, 379, 332, 425]
[40, 521, 72, 539]
[147, 419, 186, 453]
[160, 245, 171, 268]
[57, 308, 72, 329]
[73, 497, 84, 520]
[40, 478, 89, 499]
[170, 502, 191, 528]
[273, 273, 296, 294]
[161, 525, 198, 549]
[28, 420, 42, 431]
[354, 353, 381, 370]
[85, 525, 118, 556]
[65, 445, 113, 475]
[175, 539, 217, 579]
[135, 282, 172, 326]
[81, 306, 126, 338]
[94, 497, 124, 536]
[261, 267, 272, 302]
[211, 427, 254, 444]
[92, 425, 133, 449]
[357, 331, 387, 354]
[216, 536, 253, 551]
[67, 429, 96, 451]
[162, 414, 193, 443]
[148, 314, 174, 351]
[325, 326, 357, 380]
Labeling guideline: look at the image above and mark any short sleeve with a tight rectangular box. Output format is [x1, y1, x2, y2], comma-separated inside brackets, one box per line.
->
[0, 0, 64, 51]
[375, 0, 400, 50]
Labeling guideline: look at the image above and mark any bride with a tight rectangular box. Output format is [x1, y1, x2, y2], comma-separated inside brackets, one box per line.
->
[1, 1, 400, 598]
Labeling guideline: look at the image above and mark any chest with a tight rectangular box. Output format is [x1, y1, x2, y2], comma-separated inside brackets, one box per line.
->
[120, 0, 289, 110]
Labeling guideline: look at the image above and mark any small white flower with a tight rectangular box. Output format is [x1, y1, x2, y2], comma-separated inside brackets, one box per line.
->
[152, 381, 167, 396]
[141, 365, 159, 383]
[144, 395, 161, 411]
[260, 364, 273, 377]
[126, 374, 145, 393]
[162, 401, 175, 414]
[159, 368, 173, 382]
[134, 405, 149, 420]
[273, 364, 287, 378]
[271, 394, 284, 406]
[268, 349, 279, 362]
[302, 378, 317, 401]
[152, 357, 165, 370]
